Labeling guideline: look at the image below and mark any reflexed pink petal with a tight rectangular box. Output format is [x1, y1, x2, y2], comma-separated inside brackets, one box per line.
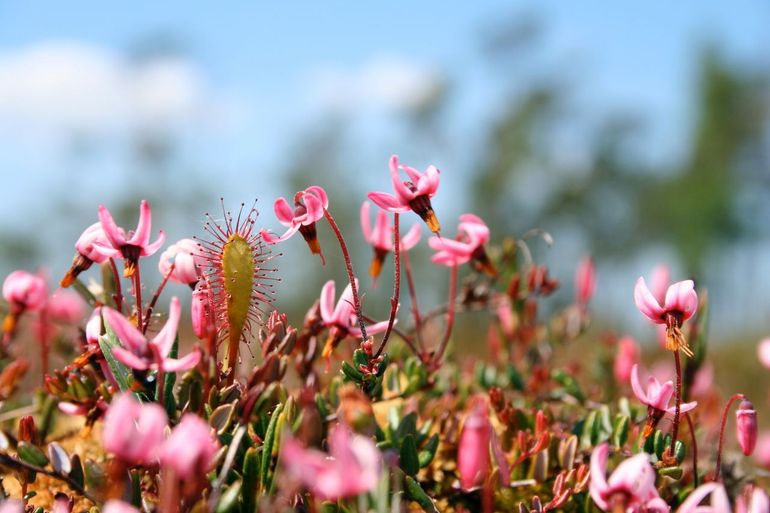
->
[630, 365, 649, 406]
[260, 226, 300, 244]
[359, 202, 373, 241]
[160, 414, 218, 479]
[678, 483, 727, 513]
[664, 280, 698, 320]
[389, 155, 415, 204]
[319, 280, 336, 323]
[400, 163, 423, 184]
[98, 204, 128, 248]
[613, 337, 639, 384]
[305, 185, 329, 209]
[273, 197, 295, 226]
[589, 443, 610, 510]
[128, 200, 152, 246]
[112, 347, 150, 371]
[152, 297, 181, 358]
[423, 164, 440, 195]
[431, 250, 469, 266]
[139, 230, 165, 257]
[102, 308, 148, 353]
[367, 191, 409, 213]
[427, 236, 474, 256]
[664, 400, 698, 415]
[650, 264, 670, 304]
[372, 208, 390, 250]
[634, 277, 665, 323]
[332, 281, 357, 325]
[399, 223, 422, 252]
[90, 241, 120, 260]
[162, 350, 201, 372]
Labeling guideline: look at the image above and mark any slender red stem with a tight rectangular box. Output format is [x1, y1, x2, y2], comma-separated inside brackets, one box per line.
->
[133, 265, 143, 331]
[401, 249, 424, 352]
[375, 213, 400, 358]
[684, 412, 699, 487]
[714, 393, 745, 481]
[671, 350, 682, 454]
[323, 209, 367, 342]
[143, 263, 175, 334]
[108, 258, 123, 312]
[432, 264, 458, 369]
[39, 307, 49, 385]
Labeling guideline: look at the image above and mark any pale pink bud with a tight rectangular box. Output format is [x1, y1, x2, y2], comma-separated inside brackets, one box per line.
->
[457, 400, 492, 490]
[74, 223, 111, 264]
[613, 336, 639, 384]
[2, 271, 47, 311]
[757, 338, 770, 369]
[575, 257, 596, 305]
[158, 238, 204, 285]
[191, 281, 215, 340]
[160, 414, 218, 479]
[45, 290, 86, 324]
[736, 399, 758, 456]
[102, 393, 167, 465]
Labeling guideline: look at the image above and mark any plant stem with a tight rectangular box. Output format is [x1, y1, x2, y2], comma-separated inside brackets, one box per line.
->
[401, 249, 425, 352]
[109, 258, 123, 312]
[143, 263, 175, 333]
[714, 393, 745, 481]
[375, 213, 400, 359]
[684, 412, 699, 487]
[133, 264, 143, 332]
[671, 350, 682, 454]
[323, 209, 367, 342]
[432, 264, 458, 369]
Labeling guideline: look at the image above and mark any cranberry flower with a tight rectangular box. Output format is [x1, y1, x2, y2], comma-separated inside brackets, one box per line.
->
[736, 399, 758, 456]
[319, 279, 390, 359]
[281, 423, 381, 500]
[678, 482, 730, 513]
[102, 393, 167, 465]
[368, 155, 441, 233]
[102, 297, 201, 372]
[95, 200, 165, 277]
[261, 185, 328, 262]
[428, 214, 496, 276]
[631, 364, 697, 437]
[158, 238, 205, 286]
[360, 201, 422, 282]
[458, 399, 492, 490]
[160, 414, 218, 479]
[634, 277, 698, 357]
[61, 223, 112, 287]
[2, 270, 47, 338]
[589, 443, 668, 513]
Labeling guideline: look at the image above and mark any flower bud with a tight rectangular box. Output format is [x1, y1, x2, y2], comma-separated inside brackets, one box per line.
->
[158, 238, 204, 285]
[575, 257, 595, 305]
[3, 271, 47, 311]
[191, 281, 215, 340]
[736, 399, 758, 456]
[458, 399, 491, 490]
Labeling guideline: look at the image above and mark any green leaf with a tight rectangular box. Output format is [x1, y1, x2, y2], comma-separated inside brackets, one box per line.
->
[260, 402, 284, 490]
[611, 415, 630, 448]
[397, 412, 418, 441]
[216, 480, 242, 513]
[418, 434, 440, 468]
[659, 466, 683, 480]
[404, 475, 438, 513]
[242, 447, 260, 513]
[400, 434, 419, 476]
[352, 349, 369, 369]
[341, 361, 364, 382]
[69, 454, 85, 489]
[161, 336, 178, 414]
[17, 442, 48, 467]
[99, 320, 134, 393]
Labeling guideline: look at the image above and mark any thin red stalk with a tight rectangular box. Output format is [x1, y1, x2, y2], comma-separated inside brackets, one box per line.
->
[684, 412, 699, 487]
[108, 258, 123, 312]
[362, 314, 420, 357]
[401, 249, 424, 352]
[133, 265, 143, 331]
[323, 209, 367, 342]
[375, 213, 400, 358]
[143, 263, 175, 334]
[714, 393, 745, 481]
[432, 264, 458, 369]
[671, 350, 682, 454]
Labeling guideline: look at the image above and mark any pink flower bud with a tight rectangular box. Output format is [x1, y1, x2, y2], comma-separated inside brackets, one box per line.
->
[575, 257, 595, 305]
[758, 338, 770, 369]
[736, 399, 758, 456]
[613, 336, 639, 384]
[160, 414, 218, 479]
[457, 399, 492, 490]
[158, 238, 204, 285]
[102, 393, 167, 465]
[45, 290, 86, 324]
[2, 271, 47, 311]
[191, 281, 215, 340]
[75, 223, 111, 264]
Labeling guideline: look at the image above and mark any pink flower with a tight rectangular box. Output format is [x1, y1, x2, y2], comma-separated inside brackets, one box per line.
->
[678, 482, 731, 513]
[102, 501, 140, 513]
[458, 399, 492, 490]
[281, 423, 381, 500]
[754, 431, 770, 468]
[634, 277, 698, 357]
[649, 264, 670, 305]
[736, 399, 758, 456]
[575, 257, 596, 306]
[631, 364, 697, 415]
[737, 487, 769, 513]
[319, 279, 390, 358]
[45, 290, 86, 324]
[160, 414, 218, 479]
[360, 201, 422, 282]
[589, 443, 667, 512]
[757, 338, 770, 369]
[102, 393, 167, 465]
[261, 186, 328, 262]
[428, 214, 496, 276]
[95, 200, 165, 277]
[102, 297, 201, 372]
[158, 238, 205, 286]
[368, 155, 441, 233]
[191, 281, 215, 340]
[61, 223, 112, 287]
[3, 270, 47, 311]
[614, 336, 640, 385]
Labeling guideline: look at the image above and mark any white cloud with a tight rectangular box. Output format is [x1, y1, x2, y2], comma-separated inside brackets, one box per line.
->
[0, 41, 216, 136]
[310, 55, 443, 114]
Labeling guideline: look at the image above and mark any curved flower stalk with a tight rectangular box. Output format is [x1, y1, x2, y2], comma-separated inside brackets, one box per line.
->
[261, 185, 328, 262]
[429, 213, 496, 276]
[102, 297, 201, 397]
[281, 423, 382, 501]
[631, 364, 697, 437]
[589, 443, 668, 512]
[368, 154, 441, 233]
[95, 200, 165, 278]
[60, 222, 111, 287]
[360, 201, 421, 283]
[319, 279, 390, 359]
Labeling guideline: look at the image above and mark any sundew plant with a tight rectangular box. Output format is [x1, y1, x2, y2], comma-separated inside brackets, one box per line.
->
[0, 154, 767, 512]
